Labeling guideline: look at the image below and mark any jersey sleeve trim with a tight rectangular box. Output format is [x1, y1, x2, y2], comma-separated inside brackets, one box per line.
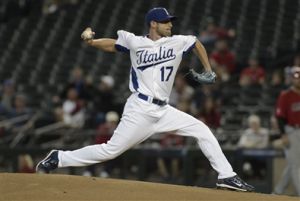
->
[183, 42, 196, 57]
[115, 44, 130, 53]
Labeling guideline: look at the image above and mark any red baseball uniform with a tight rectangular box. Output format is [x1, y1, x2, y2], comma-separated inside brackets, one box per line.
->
[276, 89, 300, 126]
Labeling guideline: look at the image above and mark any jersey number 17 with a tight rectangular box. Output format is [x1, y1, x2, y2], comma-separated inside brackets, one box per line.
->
[160, 66, 173, 82]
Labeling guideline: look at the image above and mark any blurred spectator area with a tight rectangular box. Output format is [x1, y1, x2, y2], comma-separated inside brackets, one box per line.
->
[0, 0, 299, 147]
[0, 0, 299, 105]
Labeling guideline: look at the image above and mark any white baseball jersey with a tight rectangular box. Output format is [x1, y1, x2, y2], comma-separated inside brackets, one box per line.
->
[57, 30, 236, 180]
[115, 30, 196, 102]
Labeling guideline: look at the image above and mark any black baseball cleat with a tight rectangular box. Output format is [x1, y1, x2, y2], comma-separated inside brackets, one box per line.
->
[36, 150, 59, 173]
[216, 175, 255, 192]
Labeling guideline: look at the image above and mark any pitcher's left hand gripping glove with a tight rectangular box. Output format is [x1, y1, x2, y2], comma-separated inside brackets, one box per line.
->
[188, 69, 217, 84]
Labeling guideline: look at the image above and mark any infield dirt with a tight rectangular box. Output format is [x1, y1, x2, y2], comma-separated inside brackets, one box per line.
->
[0, 173, 298, 201]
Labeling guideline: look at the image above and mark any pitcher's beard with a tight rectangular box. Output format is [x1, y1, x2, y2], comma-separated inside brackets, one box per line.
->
[157, 29, 171, 37]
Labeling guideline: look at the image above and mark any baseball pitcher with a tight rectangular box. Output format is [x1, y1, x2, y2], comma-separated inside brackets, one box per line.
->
[36, 7, 254, 192]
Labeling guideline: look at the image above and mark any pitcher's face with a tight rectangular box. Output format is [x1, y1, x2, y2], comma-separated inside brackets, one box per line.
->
[155, 20, 173, 37]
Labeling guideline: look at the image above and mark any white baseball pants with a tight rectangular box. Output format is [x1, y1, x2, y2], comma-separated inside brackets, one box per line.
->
[58, 93, 236, 179]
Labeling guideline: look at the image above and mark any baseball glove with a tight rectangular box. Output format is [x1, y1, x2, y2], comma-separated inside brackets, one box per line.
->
[81, 27, 95, 41]
[188, 69, 217, 84]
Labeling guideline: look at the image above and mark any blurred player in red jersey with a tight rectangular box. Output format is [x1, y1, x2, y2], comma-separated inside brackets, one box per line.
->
[275, 67, 300, 196]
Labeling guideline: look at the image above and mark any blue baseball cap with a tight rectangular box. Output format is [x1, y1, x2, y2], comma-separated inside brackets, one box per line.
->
[145, 7, 177, 25]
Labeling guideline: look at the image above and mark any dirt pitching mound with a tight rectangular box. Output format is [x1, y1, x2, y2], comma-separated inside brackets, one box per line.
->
[0, 173, 298, 201]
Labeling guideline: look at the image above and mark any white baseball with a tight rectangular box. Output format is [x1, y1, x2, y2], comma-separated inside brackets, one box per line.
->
[81, 27, 94, 40]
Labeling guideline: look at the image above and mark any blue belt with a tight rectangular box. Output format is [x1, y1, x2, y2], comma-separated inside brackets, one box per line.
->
[138, 93, 167, 106]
